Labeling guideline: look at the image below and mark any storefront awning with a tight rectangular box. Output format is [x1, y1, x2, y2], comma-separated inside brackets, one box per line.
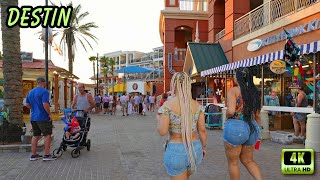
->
[184, 42, 229, 76]
[108, 83, 126, 93]
[201, 40, 320, 77]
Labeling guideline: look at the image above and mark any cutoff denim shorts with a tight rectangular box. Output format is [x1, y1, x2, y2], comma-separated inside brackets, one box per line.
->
[223, 119, 261, 146]
[163, 140, 203, 176]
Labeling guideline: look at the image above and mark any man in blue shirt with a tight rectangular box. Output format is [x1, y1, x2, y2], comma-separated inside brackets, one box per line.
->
[26, 77, 56, 161]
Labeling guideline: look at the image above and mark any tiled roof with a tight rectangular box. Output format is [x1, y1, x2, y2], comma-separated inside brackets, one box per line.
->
[0, 59, 79, 79]
[0, 59, 59, 69]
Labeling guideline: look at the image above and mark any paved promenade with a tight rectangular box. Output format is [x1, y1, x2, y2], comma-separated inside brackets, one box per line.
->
[0, 109, 319, 180]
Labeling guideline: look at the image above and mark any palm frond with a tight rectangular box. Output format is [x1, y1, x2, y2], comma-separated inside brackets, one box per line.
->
[75, 35, 88, 52]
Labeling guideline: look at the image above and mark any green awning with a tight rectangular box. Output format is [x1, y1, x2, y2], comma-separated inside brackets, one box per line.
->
[183, 42, 229, 76]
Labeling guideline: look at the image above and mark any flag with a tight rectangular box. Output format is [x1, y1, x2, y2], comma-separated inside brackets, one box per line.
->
[53, 41, 63, 56]
[283, 29, 300, 66]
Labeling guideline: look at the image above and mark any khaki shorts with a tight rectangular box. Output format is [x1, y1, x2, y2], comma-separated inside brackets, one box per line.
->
[31, 121, 53, 136]
[121, 102, 128, 108]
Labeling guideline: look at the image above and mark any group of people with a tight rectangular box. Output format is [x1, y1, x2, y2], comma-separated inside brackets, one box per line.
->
[92, 93, 157, 116]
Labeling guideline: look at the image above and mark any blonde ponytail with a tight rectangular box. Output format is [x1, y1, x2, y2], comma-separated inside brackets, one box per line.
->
[170, 72, 196, 171]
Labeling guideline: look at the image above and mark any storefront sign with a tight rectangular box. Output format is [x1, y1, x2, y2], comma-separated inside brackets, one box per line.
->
[270, 60, 286, 74]
[261, 19, 320, 48]
[132, 83, 138, 90]
[247, 39, 263, 51]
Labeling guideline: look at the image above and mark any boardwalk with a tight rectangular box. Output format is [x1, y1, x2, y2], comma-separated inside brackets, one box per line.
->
[0, 110, 319, 180]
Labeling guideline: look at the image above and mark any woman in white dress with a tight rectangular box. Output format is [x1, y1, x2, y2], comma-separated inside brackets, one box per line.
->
[127, 95, 133, 115]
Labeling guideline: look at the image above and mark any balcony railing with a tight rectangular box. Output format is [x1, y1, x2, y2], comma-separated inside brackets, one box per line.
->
[179, 0, 208, 11]
[215, 29, 225, 41]
[174, 48, 187, 61]
[234, 0, 320, 39]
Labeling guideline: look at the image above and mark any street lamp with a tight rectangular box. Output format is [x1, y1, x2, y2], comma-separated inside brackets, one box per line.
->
[45, 0, 49, 89]
[103, 63, 109, 95]
[96, 53, 99, 96]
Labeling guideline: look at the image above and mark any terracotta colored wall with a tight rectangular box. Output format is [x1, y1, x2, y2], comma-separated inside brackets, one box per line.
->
[152, 82, 164, 97]
[208, 0, 250, 62]
[233, 13, 320, 62]
[163, 19, 208, 92]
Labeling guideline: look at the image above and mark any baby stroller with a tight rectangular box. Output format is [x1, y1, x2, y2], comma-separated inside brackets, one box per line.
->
[204, 104, 222, 129]
[53, 108, 91, 158]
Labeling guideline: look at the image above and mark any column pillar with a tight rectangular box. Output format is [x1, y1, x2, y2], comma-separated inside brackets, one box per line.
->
[221, 107, 227, 129]
[118, 55, 121, 68]
[64, 78, 68, 109]
[305, 113, 320, 152]
[70, 80, 74, 105]
[54, 74, 59, 113]
[126, 53, 129, 67]
[260, 109, 270, 139]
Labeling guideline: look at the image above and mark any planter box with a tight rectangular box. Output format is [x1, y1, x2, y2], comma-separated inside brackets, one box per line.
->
[270, 131, 294, 145]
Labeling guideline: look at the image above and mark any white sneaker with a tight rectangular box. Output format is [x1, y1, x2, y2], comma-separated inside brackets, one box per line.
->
[292, 135, 300, 140]
[299, 136, 305, 140]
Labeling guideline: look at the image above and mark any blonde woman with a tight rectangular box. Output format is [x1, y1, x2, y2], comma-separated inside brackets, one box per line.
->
[157, 72, 207, 179]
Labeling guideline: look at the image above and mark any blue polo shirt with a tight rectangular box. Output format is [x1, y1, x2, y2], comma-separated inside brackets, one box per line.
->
[26, 87, 50, 121]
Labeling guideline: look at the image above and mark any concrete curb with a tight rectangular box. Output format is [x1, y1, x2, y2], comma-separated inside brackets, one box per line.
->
[0, 135, 54, 153]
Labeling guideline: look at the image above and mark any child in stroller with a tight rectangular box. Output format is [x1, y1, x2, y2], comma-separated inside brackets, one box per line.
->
[53, 108, 91, 158]
[65, 116, 81, 140]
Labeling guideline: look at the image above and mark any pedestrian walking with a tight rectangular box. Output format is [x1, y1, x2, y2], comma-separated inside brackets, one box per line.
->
[94, 94, 101, 113]
[223, 67, 263, 180]
[102, 94, 110, 114]
[26, 77, 56, 161]
[291, 85, 308, 140]
[128, 95, 133, 115]
[149, 94, 155, 112]
[120, 93, 128, 116]
[157, 72, 207, 179]
[159, 93, 168, 107]
[111, 94, 117, 115]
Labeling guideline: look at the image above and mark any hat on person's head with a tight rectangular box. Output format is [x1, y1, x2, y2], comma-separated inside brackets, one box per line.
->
[36, 77, 46, 83]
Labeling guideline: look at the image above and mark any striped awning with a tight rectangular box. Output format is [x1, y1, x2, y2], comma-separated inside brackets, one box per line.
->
[201, 40, 320, 77]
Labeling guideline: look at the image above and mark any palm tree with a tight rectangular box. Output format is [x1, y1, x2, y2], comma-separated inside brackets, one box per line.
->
[100, 57, 116, 95]
[53, 2, 98, 74]
[88, 56, 96, 81]
[0, 0, 24, 140]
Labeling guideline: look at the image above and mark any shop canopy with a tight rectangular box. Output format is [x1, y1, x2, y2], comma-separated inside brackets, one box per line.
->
[107, 83, 151, 93]
[183, 42, 229, 76]
[201, 40, 320, 77]
[108, 83, 126, 93]
[115, 66, 154, 73]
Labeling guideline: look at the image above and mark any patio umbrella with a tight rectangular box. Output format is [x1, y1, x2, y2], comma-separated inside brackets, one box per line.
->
[115, 66, 155, 73]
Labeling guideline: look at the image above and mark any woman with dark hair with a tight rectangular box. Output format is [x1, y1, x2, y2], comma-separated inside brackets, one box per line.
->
[223, 67, 263, 180]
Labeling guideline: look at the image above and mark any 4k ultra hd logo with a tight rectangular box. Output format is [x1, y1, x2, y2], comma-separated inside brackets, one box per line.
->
[6, 6, 73, 28]
[281, 149, 314, 175]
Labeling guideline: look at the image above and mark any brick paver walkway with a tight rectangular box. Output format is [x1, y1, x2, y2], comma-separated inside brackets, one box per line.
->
[0, 109, 319, 180]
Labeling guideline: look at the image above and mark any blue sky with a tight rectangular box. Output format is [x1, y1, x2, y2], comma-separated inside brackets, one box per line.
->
[0, 0, 164, 83]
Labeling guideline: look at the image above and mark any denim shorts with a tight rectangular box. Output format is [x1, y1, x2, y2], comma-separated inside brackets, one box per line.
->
[163, 140, 203, 176]
[223, 119, 261, 147]
[293, 113, 307, 122]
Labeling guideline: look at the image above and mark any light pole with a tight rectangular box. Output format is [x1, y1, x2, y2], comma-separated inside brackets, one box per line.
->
[96, 53, 99, 96]
[45, 0, 49, 89]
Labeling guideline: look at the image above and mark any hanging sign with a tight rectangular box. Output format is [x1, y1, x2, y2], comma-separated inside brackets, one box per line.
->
[270, 60, 286, 74]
